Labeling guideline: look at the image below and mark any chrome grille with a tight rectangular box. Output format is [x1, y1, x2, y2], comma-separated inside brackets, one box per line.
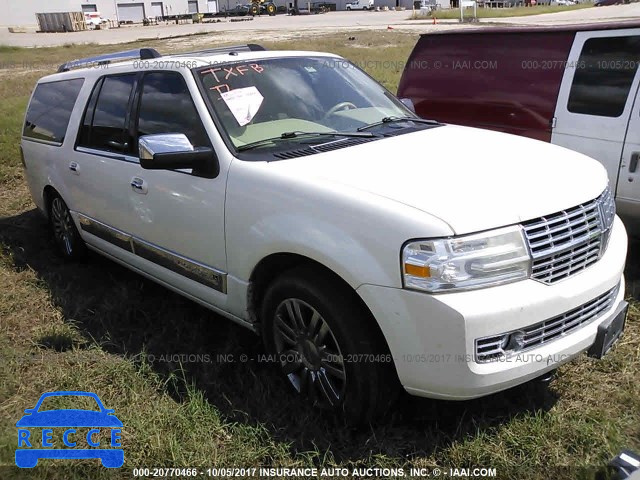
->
[522, 188, 613, 284]
[475, 284, 618, 363]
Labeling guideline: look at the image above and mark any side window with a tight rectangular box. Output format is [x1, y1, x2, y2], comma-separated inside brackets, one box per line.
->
[23, 78, 84, 145]
[78, 74, 136, 153]
[137, 72, 210, 149]
[77, 78, 103, 147]
[568, 35, 640, 118]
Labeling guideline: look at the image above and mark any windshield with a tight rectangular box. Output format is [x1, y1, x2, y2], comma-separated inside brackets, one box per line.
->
[37, 395, 101, 412]
[195, 56, 414, 151]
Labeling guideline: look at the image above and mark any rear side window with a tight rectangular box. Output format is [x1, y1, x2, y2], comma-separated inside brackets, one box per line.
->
[23, 79, 84, 144]
[78, 74, 136, 153]
[568, 36, 640, 118]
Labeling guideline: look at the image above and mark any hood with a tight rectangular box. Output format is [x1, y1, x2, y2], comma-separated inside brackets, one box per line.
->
[268, 125, 608, 234]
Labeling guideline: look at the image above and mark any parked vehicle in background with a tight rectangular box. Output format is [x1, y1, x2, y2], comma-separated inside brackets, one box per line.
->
[397, 22, 640, 235]
[21, 45, 628, 422]
[84, 12, 108, 28]
[249, 0, 277, 15]
[346, 0, 374, 10]
[595, 0, 623, 6]
[221, 4, 250, 15]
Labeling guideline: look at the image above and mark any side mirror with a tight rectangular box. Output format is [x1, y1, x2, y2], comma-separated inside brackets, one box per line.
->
[399, 97, 416, 114]
[139, 134, 219, 178]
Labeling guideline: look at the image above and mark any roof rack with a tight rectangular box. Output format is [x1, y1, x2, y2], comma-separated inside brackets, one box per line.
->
[169, 44, 266, 57]
[57, 48, 161, 73]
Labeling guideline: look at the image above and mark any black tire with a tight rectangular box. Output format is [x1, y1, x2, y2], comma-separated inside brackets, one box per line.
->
[48, 194, 87, 260]
[261, 265, 398, 422]
[267, 3, 276, 14]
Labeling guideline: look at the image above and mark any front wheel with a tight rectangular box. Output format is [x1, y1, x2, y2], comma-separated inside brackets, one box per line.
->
[261, 266, 397, 422]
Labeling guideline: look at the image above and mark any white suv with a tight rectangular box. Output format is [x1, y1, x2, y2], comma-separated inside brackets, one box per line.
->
[21, 45, 628, 421]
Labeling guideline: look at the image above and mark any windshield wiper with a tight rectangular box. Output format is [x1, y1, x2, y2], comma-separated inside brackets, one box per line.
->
[237, 130, 378, 152]
[357, 116, 441, 132]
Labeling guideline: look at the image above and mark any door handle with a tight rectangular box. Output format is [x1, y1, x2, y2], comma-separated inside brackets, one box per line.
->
[69, 162, 79, 174]
[630, 152, 639, 173]
[130, 177, 148, 194]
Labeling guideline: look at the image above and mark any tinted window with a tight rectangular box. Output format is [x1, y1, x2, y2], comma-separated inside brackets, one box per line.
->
[137, 72, 210, 148]
[79, 74, 136, 153]
[568, 36, 640, 118]
[23, 79, 84, 144]
[77, 78, 103, 147]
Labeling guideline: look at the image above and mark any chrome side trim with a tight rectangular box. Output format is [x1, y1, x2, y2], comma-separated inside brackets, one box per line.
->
[132, 238, 227, 294]
[75, 146, 140, 164]
[78, 214, 134, 253]
[77, 213, 227, 294]
[21, 137, 63, 147]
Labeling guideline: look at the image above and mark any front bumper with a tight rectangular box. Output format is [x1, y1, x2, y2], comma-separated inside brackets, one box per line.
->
[357, 217, 628, 400]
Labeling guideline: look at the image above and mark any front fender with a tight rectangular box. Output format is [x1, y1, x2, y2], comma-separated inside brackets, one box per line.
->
[231, 212, 396, 289]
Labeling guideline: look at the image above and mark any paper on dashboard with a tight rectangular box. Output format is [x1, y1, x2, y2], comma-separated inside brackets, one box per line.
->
[220, 86, 264, 127]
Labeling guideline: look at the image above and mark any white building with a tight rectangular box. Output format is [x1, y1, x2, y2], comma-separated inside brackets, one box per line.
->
[0, 0, 424, 27]
[0, 0, 221, 27]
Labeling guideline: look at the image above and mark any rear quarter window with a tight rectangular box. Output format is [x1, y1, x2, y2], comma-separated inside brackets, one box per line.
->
[568, 36, 640, 118]
[23, 78, 84, 145]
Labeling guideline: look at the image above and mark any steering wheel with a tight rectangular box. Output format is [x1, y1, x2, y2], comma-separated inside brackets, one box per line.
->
[323, 101, 357, 120]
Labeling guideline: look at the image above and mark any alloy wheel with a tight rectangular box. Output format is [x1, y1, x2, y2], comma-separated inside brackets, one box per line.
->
[50, 197, 74, 256]
[273, 298, 347, 407]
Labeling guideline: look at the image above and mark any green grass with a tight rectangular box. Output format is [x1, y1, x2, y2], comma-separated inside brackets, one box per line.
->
[0, 33, 639, 480]
[410, 4, 591, 19]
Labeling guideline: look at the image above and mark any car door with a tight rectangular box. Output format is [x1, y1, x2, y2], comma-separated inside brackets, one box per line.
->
[617, 85, 640, 232]
[552, 29, 640, 194]
[124, 70, 229, 303]
[70, 73, 143, 250]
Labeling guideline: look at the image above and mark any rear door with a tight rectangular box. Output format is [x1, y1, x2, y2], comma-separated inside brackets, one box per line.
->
[617, 85, 640, 231]
[552, 29, 640, 193]
[70, 73, 142, 247]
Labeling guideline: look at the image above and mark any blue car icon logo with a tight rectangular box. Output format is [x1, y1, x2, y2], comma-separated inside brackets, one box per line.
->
[16, 391, 123, 468]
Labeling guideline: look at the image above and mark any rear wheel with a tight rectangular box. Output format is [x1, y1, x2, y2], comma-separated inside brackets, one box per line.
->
[48, 194, 86, 260]
[261, 266, 397, 422]
[266, 3, 276, 14]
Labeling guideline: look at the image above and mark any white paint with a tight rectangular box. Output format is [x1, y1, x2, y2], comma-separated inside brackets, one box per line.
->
[20, 49, 628, 401]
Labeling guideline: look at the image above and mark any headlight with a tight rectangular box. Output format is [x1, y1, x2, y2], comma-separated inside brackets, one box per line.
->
[402, 226, 531, 293]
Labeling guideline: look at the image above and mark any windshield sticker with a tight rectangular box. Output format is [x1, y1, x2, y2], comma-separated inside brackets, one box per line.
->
[220, 86, 264, 127]
[202, 64, 265, 94]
